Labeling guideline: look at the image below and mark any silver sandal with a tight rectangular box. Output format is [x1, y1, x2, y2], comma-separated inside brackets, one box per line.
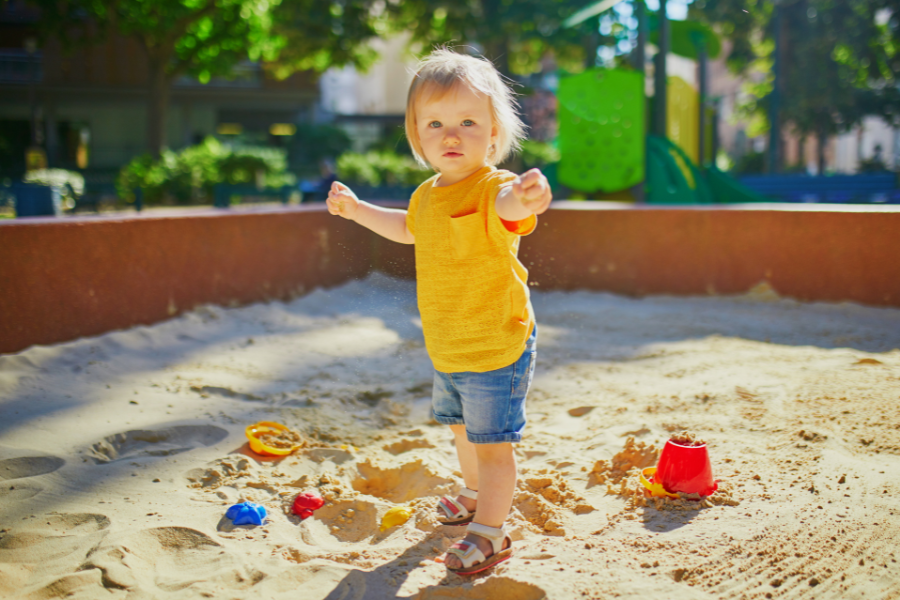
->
[446, 522, 513, 575]
[437, 487, 477, 526]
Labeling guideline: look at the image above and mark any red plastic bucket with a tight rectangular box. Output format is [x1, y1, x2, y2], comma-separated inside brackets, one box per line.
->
[655, 439, 718, 497]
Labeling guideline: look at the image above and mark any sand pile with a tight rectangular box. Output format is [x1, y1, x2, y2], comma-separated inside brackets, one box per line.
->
[1, 273, 899, 599]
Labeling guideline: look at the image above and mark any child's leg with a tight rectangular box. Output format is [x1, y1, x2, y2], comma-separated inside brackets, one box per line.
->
[450, 424, 479, 514]
[473, 442, 516, 526]
[444, 441, 515, 570]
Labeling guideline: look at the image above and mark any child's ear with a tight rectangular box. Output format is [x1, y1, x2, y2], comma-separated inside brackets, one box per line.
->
[491, 122, 499, 145]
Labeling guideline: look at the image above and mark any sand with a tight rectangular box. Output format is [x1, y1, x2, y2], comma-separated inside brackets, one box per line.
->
[1, 273, 899, 599]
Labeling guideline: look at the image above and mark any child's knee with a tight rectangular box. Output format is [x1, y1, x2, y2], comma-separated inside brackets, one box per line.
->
[474, 442, 514, 460]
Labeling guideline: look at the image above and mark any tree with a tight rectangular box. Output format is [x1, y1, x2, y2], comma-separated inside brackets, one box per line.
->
[387, 0, 603, 77]
[33, 0, 383, 157]
[692, 0, 900, 173]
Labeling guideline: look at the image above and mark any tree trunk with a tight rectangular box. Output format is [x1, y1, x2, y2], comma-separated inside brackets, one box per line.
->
[482, 39, 511, 80]
[147, 54, 171, 158]
[817, 128, 827, 175]
[797, 134, 806, 172]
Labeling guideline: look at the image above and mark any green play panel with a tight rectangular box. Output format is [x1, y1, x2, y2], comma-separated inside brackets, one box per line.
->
[557, 68, 645, 193]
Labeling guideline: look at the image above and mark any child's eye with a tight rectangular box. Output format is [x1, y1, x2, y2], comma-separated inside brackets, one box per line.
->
[462, 119, 474, 126]
[429, 121, 442, 128]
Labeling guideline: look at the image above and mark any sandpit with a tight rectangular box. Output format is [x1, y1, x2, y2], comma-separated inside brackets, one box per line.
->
[1, 273, 898, 599]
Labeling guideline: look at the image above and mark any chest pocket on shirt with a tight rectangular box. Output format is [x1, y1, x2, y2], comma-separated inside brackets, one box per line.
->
[449, 212, 486, 260]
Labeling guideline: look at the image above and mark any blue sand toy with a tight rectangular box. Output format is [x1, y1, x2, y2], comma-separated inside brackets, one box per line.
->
[226, 502, 267, 526]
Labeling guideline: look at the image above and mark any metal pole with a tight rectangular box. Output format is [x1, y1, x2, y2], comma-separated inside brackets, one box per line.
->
[25, 38, 38, 147]
[634, 0, 646, 73]
[768, 4, 781, 173]
[698, 45, 707, 166]
[634, 0, 648, 203]
[653, 0, 669, 137]
[712, 99, 720, 165]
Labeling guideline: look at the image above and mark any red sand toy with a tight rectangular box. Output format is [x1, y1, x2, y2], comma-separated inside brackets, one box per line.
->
[292, 492, 324, 520]
[640, 438, 718, 498]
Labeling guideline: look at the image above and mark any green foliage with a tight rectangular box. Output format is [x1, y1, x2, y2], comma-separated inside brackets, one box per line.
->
[267, 0, 382, 78]
[34, 0, 284, 80]
[520, 140, 560, 170]
[368, 127, 414, 156]
[691, 0, 900, 155]
[336, 151, 432, 187]
[385, 0, 600, 76]
[288, 123, 353, 169]
[117, 138, 294, 204]
[858, 154, 891, 173]
[33, 0, 385, 155]
[731, 151, 765, 175]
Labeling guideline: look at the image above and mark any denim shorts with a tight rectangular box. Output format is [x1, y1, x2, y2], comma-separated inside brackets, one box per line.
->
[431, 325, 537, 444]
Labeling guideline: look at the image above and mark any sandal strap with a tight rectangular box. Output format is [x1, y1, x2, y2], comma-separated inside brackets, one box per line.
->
[446, 540, 486, 569]
[459, 487, 478, 500]
[466, 523, 508, 555]
[438, 496, 469, 519]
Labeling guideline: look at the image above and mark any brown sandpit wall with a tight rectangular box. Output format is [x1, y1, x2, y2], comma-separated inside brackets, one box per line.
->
[2, 202, 899, 355]
[0, 206, 373, 355]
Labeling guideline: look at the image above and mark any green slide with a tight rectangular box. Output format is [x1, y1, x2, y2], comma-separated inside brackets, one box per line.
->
[646, 135, 713, 204]
[647, 135, 773, 204]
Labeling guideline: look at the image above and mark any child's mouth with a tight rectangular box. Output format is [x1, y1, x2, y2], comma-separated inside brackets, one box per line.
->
[443, 152, 463, 158]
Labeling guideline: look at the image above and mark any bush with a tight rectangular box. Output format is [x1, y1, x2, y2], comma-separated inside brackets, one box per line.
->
[288, 123, 353, 170]
[520, 140, 560, 170]
[117, 138, 295, 205]
[732, 151, 765, 175]
[336, 151, 432, 187]
[858, 155, 891, 173]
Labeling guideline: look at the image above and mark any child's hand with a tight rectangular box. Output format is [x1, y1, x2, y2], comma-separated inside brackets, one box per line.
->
[510, 168, 552, 215]
[326, 181, 360, 220]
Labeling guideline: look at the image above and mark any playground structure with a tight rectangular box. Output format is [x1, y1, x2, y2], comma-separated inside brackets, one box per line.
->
[557, 0, 897, 204]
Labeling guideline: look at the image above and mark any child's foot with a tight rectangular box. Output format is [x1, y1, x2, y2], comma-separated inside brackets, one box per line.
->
[444, 523, 513, 575]
[436, 488, 477, 525]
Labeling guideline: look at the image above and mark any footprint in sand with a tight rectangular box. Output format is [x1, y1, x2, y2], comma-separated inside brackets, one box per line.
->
[0, 480, 44, 504]
[299, 499, 381, 546]
[88, 425, 228, 463]
[0, 513, 111, 598]
[191, 385, 264, 402]
[306, 448, 355, 465]
[416, 576, 546, 600]
[83, 526, 263, 595]
[0, 455, 65, 481]
[257, 563, 369, 600]
[0, 451, 64, 506]
[351, 459, 453, 503]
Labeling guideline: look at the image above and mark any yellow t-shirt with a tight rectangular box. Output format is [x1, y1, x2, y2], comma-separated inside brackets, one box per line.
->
[406, 166, 537, 373]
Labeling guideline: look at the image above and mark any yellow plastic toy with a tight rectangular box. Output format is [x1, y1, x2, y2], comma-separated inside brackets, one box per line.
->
[639, 467, 679, 499]
[245, 421, 303, 457]
[380, 506, 412, 532]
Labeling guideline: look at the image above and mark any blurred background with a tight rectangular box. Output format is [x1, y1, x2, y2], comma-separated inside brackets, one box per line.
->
[1, 0, 898, 215]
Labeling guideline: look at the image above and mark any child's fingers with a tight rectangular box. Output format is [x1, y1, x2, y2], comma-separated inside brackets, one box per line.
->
[522, 175, 549, 201]
[520, 169, 542, 187]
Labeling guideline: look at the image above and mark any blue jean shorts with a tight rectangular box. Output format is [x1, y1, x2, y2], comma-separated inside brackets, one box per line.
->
[431, 325, 537, 444]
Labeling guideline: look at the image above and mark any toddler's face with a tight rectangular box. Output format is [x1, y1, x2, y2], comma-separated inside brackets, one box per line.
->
[415, 83, 499, 187]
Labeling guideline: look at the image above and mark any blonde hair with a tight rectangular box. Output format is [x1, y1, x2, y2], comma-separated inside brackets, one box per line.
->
[405, 48, 526, 169]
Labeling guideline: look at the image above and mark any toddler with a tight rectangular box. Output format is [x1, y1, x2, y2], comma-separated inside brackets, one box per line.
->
[326, 48, 551, 575]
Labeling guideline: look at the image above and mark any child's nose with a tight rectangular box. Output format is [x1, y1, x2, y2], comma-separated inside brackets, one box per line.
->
[443, 129, 460, 145]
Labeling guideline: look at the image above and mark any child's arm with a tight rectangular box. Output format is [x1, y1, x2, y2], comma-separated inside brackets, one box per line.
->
[326, 181, 414, 245]
[495, 168, 552, 220]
